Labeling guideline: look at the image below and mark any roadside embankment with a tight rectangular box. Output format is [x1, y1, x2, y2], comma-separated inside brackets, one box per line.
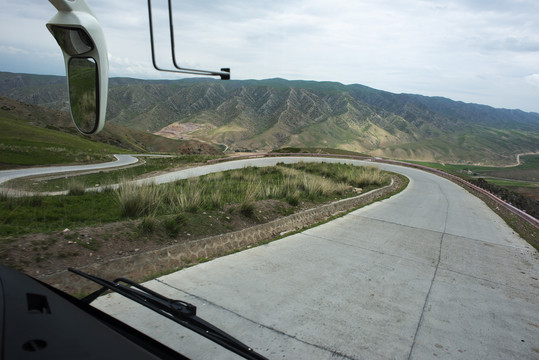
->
[40, 175, 406, 295]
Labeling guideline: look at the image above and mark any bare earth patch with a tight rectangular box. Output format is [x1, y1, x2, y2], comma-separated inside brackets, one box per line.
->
[154, 122, 203, 140]
[0, 199, 302, 278]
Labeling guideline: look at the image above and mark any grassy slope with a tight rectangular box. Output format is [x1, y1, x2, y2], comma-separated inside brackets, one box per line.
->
[3, 74, 538, 165]
[4, 156, 218, 192]
[0, 115, 125, 168]
[376, 128, 538, 165]
[406, 154, 539, 202]
[0, 162, 391, 237]
[407, 154, 539, 177]
[0, 96, 222, 169]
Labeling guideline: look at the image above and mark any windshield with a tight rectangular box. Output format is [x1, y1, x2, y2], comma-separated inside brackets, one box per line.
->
[0, 1, 538, 359]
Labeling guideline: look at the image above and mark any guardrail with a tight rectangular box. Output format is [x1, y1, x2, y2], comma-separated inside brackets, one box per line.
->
[374, 158, 538, 230]
[208, 152, 539, 232]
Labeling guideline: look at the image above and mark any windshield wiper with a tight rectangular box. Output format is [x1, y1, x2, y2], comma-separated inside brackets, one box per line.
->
[69, 268, 268, 360]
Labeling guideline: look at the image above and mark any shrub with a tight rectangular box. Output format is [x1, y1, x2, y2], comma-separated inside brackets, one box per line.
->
[13, 194, 44, 208]
[207, 188, 224, 210]
[164, 214, 187, 237]
[240, 201, 256, 218]
[140, 216, 157, 234]
[244, 181, 262, 203]
[172, 184, 202, 213]
[116, 181, 161, 218]
[67, 180, 86, 196]
[471, 178, 539, 218]
[286, 191, 300, 206]
[350, 166, 389, 188]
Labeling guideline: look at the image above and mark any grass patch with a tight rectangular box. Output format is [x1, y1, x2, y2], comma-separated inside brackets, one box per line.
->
[406, 154, 539, 181]
[68, 180, 86, 196]
[0, 192, 120, 237]
[395, 159, 538, 246]
[3, 155, 217, 192]
[516, 154, 539, 170]
[164, 217, 180, 237]
[163, 214, 187, 237]
[272, 147, 370, 157]
[1, 162, 391, 237]
[240, 201, 256, 218]
[485, 179, 538, 188]
[76, 238, 102, 251]
[116, 180, 162, 218]
[140, 216, 157, 234]
[0, 115, 123, 170]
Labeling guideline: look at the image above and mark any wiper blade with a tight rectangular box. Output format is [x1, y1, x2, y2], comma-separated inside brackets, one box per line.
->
[69, 268, 268, 360]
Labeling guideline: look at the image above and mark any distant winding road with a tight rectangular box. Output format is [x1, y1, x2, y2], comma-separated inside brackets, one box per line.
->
[0, 154, 139, 186]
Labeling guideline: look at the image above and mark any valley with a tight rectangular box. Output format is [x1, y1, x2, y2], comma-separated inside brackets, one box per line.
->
[2, 72, 537, 166]
[1, 72, 537, 218]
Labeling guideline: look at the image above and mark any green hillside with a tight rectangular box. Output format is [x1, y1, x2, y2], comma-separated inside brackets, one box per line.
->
[1, 73, 538, 165]
[0, 96, 221, 169]
[0, 103, 125, 169]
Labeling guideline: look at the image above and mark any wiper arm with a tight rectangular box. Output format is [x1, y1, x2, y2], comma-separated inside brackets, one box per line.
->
[69, 268, 268, 360]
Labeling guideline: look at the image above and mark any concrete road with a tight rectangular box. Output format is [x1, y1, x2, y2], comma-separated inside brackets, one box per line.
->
[93, 157, 539, 359]
[0, 154, 139, 185]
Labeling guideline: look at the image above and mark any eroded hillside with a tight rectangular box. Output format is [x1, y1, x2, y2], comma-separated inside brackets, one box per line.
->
[1, 73, 537, 164]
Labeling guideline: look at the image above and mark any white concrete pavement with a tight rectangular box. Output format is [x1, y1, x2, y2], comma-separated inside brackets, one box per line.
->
[87, 157, 538, 359]
[0, 154, 140, 186]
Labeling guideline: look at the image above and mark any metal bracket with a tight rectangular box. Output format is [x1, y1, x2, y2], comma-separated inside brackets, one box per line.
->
[147, 0, 230, 80]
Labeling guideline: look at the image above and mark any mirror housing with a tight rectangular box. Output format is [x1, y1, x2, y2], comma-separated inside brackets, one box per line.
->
[47, 0, 108, 134]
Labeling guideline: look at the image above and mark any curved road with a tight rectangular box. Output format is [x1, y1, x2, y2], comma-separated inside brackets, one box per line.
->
[90, 157, 538, 360]
[0, 154, 139, 186]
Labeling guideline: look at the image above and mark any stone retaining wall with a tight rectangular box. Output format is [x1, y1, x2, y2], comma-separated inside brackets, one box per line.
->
[41, 175, 404, 295]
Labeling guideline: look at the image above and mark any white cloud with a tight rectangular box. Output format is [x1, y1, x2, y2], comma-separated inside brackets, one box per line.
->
[108, 53, 158, 78]
[0, 45, 29, 55]
[525, 74, 539, 89]
[1, 0, 539, 112]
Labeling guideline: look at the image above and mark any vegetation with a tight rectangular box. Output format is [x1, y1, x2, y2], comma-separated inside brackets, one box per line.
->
[407, 154, 539, 176]
[0, 115, 123, 169]
[279, 161, 388, 189]
[469, 178, 538, 219]
[67, 179, 86, 196]
[407, 155, 539, 202]
[116, 181, 162, 218]
[0, 162, 390, 237]
[0, 95, 221, 171]
[3, 73, 538, 164]
[515, 154, 539, 170]
[115, 162, 389, 219]
[272, 147, 370, 157]
[3, 155, 218, 192]
[0, 192, 119, 237]
[404, 155, 539, 247]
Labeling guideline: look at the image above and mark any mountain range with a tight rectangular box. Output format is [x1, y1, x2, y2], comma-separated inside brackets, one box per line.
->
[0, 95, 221, 158]
[1, 72, 538, 165]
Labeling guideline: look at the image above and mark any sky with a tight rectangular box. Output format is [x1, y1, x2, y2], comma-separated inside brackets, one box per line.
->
[1, 0, 539, 113]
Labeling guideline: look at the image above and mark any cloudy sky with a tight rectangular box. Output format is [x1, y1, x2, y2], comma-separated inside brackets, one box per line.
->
[1, 0, 539, 112]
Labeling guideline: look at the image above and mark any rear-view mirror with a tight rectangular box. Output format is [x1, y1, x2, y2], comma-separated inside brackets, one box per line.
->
[47, 0, 108, 135]
[68, 57, 98, 134]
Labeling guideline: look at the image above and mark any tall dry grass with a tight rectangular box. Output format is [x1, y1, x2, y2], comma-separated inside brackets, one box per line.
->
[115, 162, 390, 218]
[67, 179, 86, 196]
[277, 166, 349, 198]
[170, 179, 203, 213]
[116, 180, 162, 218]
